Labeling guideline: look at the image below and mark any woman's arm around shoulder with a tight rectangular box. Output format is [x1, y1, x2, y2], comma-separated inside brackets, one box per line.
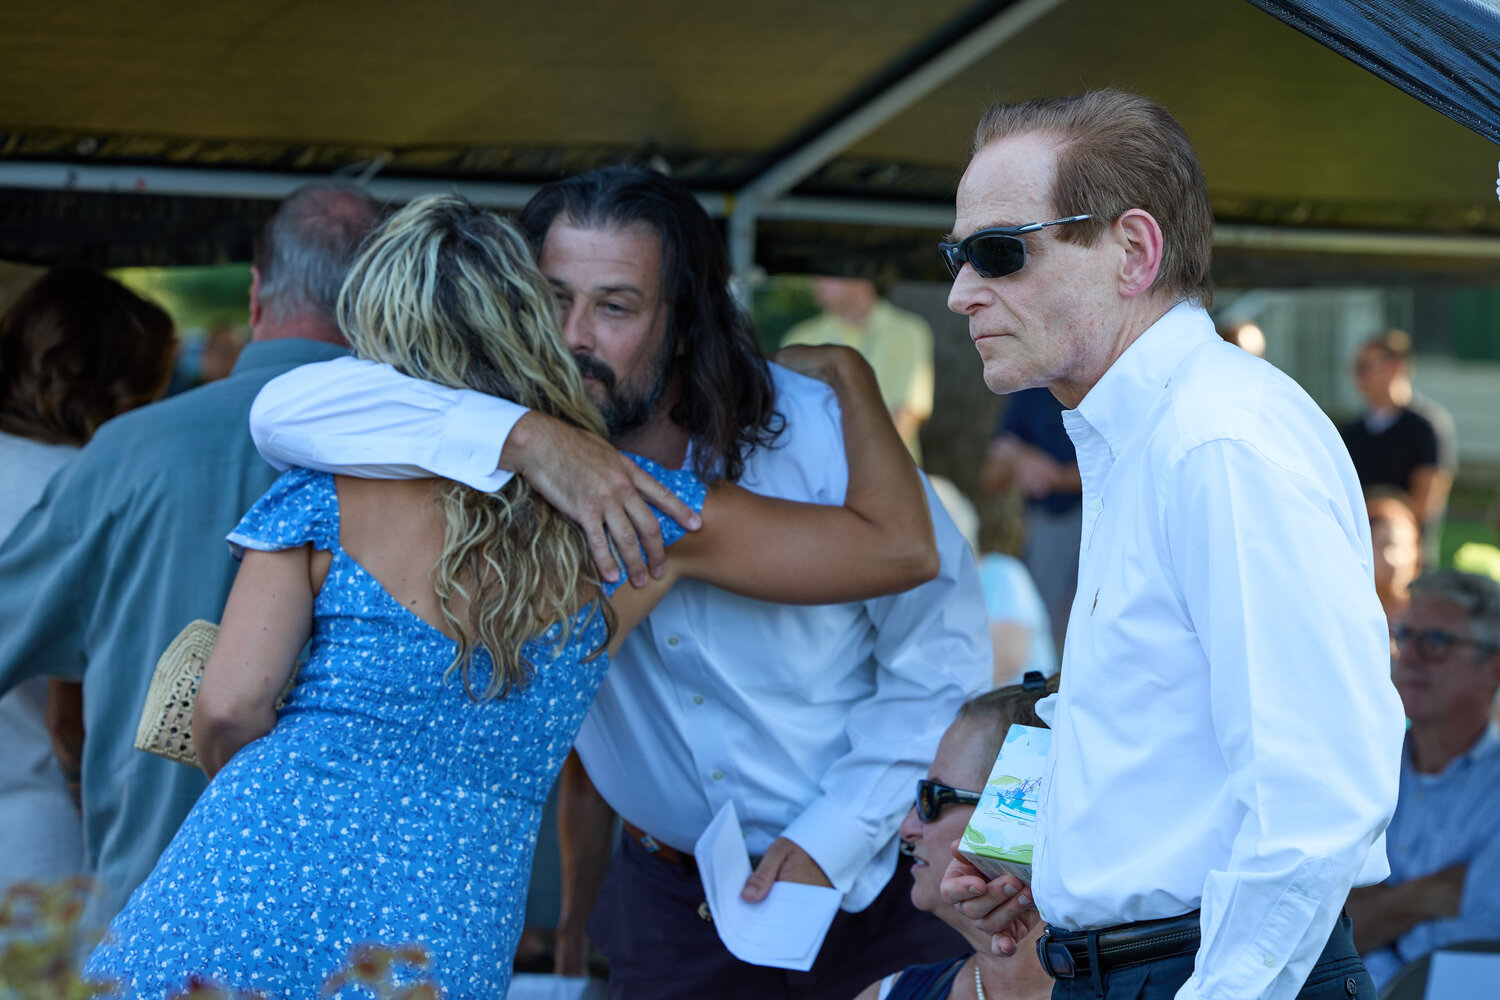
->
[608, 345, 938, 645]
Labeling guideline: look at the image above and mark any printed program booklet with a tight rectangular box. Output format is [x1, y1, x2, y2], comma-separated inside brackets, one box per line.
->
[957, 723, 1050, 884]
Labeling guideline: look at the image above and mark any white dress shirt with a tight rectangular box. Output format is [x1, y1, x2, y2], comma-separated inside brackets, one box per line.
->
[1034, 302, 1407, 1000]
[249, 358, 991, 911]
[250, 356, 525, 492]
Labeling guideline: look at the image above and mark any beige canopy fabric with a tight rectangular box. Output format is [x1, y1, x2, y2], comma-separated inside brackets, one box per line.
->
[1, 0, 1496, 282]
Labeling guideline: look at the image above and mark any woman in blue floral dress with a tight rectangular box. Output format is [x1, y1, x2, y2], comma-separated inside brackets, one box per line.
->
[85, 195, 937, 999]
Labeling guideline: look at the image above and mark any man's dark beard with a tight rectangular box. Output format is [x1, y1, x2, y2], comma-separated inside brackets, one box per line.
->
[573, 345, 673, 438]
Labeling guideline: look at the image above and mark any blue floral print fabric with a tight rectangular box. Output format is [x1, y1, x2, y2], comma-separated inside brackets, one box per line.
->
[86, 463, 704, 999]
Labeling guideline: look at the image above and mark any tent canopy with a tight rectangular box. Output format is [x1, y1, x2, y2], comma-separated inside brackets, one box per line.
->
[2, 0, 1497, 283]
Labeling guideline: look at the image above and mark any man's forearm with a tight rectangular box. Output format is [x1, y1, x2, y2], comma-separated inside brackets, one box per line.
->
[554, 751, 615, 976]
[44, 679, 84, 805]
[249, 356, 523, 490]
[1347, 870, 1463, 953]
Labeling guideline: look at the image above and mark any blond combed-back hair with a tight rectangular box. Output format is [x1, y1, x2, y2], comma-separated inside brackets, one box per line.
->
[337, 194, 613, 699]
[972, 89, 1214, 310]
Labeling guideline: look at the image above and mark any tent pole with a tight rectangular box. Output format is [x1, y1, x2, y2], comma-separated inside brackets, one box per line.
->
[728, 0, 1068, 283]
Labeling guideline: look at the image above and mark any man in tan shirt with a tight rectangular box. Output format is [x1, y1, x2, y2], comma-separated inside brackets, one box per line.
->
[782, 277, 934, 463]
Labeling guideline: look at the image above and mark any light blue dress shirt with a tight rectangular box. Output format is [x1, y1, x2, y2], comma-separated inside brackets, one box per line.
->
[1362, 722, 1500, 988]
[0, 338, 347, 929]
[248, 358, 993, 912]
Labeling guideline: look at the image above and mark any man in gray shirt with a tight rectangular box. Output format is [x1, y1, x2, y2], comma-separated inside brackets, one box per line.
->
[0, 182, 379, 928]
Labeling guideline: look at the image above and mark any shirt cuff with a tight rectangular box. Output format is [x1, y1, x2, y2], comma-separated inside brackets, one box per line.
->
[780, 795, 882, 899]
[433, 392, 528, 492]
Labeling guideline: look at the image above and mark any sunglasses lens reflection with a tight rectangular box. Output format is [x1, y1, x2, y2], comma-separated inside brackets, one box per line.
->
[969, 234, 1026, 278]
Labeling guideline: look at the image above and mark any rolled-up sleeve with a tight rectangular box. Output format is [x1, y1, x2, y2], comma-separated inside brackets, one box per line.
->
[249, 356, 528, 492]
[1165, 438, 1406, 1000]
[783, 490, 990, 910]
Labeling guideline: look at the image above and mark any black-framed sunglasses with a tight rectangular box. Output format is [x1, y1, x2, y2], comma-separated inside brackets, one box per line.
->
[915, 778, 982, 823]
[937, 214, 1092, 280]
[1391, 624, 1496, 660]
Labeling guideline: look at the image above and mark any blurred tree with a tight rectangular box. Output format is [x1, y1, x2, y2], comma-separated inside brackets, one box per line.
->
[113, 266, 250, 334]
[750, 276, 819, 354]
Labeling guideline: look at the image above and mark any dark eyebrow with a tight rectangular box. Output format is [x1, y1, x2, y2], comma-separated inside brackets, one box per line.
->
[545, 277, 645, 299]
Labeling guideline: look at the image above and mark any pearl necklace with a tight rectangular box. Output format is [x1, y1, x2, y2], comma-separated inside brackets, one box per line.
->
[973, 960, 986, 1000]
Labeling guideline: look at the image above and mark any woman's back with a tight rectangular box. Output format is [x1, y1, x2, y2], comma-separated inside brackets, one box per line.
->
[89, 465, 702, 999]
[333, 475, 465, 641]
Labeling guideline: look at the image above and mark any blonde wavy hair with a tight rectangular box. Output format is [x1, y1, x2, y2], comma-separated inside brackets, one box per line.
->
[337, 194, 614, 699]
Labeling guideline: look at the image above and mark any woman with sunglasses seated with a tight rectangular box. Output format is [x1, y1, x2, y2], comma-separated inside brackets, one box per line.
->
[857, 673, 1059, 1000]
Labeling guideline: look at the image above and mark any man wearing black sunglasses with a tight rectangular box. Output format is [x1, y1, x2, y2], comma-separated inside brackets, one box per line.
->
[940, 90, 1407, 1000]
[1348, 569, 1500, 990]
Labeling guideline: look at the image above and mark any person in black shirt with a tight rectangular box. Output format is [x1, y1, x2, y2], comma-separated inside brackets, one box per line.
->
[1341, 330, 1452, 558]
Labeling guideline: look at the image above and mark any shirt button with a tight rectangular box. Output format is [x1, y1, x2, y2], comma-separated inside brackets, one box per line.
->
[693, 695, 705, 705]
[667, 635, 681, 647]
[712, 770, 724, 781]
[1262, 955, 1275, 968]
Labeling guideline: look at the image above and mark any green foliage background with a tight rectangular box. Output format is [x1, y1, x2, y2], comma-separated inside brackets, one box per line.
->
[113, 265, 251, 337]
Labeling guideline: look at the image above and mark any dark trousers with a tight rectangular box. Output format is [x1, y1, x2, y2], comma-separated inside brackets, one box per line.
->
[588, 829, 965, 1000]
[1050, 912, 1374, 999]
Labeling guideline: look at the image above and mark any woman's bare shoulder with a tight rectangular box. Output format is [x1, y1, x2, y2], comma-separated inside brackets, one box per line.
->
[332, 476, 446, 551]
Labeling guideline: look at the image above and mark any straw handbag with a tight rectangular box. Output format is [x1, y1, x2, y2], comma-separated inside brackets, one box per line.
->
[135, 620, 297, 769]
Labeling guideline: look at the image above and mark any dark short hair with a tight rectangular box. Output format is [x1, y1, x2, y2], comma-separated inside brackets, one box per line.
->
[972, 89, 1214, 310]
[0, 266, 176, 445]
[253, 182, 383, 328]
[956, 671, 1061, 767]
[519, 167, 780, 483]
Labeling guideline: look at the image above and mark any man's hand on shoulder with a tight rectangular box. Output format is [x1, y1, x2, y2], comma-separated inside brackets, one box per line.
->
[741, 837, 833, 902]
[501, 412, 701, 586]
[939, 842, 1041, 956]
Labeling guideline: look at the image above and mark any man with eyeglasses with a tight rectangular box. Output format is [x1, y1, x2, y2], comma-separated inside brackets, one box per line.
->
[939, 90, 1407, 1000]
[1348, 569, 1500, 989]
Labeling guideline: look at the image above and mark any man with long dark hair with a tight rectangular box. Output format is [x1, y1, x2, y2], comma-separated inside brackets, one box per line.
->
[249, 166, 990, 999]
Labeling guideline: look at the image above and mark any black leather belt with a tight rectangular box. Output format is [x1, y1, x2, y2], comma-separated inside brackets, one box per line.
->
[1037, 910, 1201, 980]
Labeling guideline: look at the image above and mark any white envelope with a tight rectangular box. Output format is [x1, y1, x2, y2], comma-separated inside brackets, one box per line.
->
[692, 801, 842, 971]
[1424, 951, 1500, 1000]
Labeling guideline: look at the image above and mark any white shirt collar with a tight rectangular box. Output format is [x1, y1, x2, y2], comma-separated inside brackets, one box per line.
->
[1069, 300, 1218, 459]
